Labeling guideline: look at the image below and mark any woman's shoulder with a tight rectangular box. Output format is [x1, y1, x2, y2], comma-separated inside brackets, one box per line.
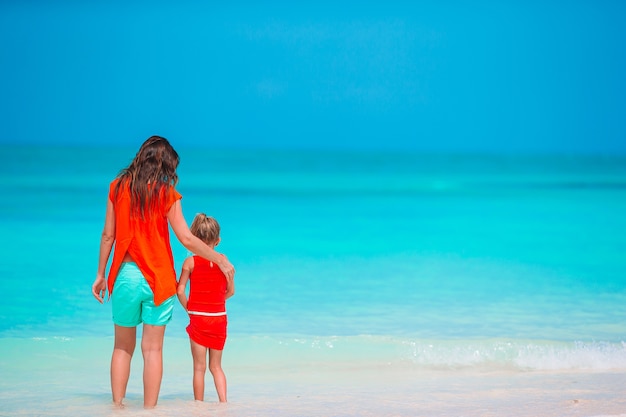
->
[109, 176, 129, 190]
[108, 177, 122, 196]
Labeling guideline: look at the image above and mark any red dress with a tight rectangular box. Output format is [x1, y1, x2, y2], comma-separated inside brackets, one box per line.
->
[186, 256, 228, 350]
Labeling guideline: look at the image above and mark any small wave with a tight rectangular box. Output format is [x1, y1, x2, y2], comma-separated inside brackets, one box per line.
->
[404, 339, 626, 371]
[228, 335, 626, 372]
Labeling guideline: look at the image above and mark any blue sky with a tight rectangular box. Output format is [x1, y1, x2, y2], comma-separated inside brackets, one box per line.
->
[1, 1, 625, 154]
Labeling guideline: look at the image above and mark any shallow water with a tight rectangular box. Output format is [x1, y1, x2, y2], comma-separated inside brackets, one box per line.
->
[1, 145, 625, 416]
[1, 336, 626, 417]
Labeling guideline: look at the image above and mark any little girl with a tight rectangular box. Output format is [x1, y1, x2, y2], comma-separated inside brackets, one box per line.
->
[177, 213, 235, 403]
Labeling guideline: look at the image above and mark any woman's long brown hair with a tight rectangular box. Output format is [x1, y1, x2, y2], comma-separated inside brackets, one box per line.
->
[113, 136, 180, 219]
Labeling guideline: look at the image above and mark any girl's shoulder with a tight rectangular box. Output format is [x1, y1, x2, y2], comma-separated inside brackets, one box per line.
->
[183, 255, 195, 270]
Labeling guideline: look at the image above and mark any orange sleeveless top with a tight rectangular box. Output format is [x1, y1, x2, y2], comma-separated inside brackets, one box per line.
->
[107, 178, 182, 306]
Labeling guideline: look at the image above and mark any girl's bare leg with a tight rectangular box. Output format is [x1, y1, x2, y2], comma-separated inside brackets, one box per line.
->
[209, 348, 227, 402]
[141, 324, 166, 408]
[111, 325, 137, 407]
[190, 339, 208, 401]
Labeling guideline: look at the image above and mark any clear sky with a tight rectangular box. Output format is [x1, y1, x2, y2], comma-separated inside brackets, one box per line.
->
[1, 1, 625, 154]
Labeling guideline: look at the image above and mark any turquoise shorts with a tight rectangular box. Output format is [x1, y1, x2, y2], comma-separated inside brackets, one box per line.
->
[111, 262, 174, 327]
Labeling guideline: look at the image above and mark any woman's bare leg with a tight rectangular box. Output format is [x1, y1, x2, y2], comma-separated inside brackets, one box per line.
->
[141, 324, 166, 408]
[111, 325, 136, 407]
[190, 339, 208, 401]
[209, 348, 227, 402]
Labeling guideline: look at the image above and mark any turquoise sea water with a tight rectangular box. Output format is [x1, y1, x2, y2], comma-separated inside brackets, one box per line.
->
[1, 144, 625, 416]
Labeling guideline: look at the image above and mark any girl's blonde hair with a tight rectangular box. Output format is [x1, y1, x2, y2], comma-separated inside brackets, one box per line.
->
[190, 213, 220, 245]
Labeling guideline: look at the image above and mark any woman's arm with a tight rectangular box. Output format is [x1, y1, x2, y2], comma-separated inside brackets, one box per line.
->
[92, 198, 115, 303]
[176, 257, 193, 311]
[167, 200, 235, 281]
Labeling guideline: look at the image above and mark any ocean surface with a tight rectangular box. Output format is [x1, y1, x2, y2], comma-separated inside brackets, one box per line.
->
[0, 144, 625, 416]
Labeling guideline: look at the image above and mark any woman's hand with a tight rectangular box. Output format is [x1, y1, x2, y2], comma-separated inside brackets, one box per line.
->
[92, 276, 107, 303]
[217, 255, 235, 281]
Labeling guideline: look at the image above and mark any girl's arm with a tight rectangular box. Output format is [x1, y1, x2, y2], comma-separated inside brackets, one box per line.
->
[176, 257, 194, 311]
[167, 200, 235, 280]
[92, 197, 115, 303]
[225, 275, 235, 300]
